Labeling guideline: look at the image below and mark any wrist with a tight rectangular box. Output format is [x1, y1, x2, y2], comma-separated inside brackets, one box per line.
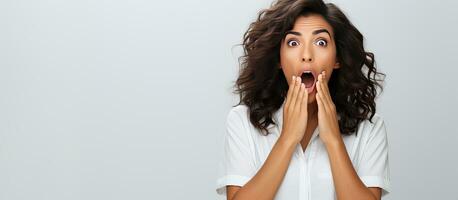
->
[323, 136, 343, 148]
[278, 134, 299, 147]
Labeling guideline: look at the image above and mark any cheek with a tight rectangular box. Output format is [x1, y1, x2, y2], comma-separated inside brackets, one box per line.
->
[316, 53, 338, 72]
[316, 49, 336, 63]
[280, 48, 297, 65]
[281, 68, 293, 85]
[280, 48, 299, 83]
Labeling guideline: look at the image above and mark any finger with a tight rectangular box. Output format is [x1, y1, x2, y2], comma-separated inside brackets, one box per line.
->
[316, 78, 329, 113]
[321, 72, 336, 111]
[300, 83, 308, 114]
[316, 76, 325, 102]
[321, 71, 332, 100]
[318, 73, 332, 107]
[289, 76, 301, 111]
[285, 76, 296, 108]
[296, 83, 305, 111]
[316, 89, 327, 114]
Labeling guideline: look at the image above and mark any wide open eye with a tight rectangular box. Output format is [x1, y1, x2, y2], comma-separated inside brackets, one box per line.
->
[315, 39, 327, 47]
[287, 40, 299, 47]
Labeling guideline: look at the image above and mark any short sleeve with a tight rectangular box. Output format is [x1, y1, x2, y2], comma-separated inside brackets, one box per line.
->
[215, 107, 257, 197]
[357, 115, 392, 198]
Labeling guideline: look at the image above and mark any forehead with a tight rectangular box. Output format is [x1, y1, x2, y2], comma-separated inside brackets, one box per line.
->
[290, 14, 333, 35]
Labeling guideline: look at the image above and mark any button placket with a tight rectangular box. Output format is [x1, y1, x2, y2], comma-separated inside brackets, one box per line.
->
[305, 127, 320, 200]
[307, 136, 320, 199]
[296, 144, 307, 200]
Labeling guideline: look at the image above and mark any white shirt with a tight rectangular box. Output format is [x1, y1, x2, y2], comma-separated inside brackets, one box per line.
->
[216, 101, 391, 200]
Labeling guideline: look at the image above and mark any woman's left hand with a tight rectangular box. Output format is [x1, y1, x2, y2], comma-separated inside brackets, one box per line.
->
[316, 70, 342, 145]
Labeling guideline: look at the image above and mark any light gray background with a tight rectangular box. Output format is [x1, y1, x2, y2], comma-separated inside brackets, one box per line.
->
[1, 0, 457, 199]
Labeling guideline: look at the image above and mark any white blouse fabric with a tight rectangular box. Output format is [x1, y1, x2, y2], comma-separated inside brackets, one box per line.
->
[216, 101, 391, 200]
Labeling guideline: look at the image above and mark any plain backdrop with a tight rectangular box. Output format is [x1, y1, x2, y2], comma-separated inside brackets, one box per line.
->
[1, 0, 457, 199]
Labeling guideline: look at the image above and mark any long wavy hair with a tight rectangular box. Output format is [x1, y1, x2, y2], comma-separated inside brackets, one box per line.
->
[233, 0, 385, 135]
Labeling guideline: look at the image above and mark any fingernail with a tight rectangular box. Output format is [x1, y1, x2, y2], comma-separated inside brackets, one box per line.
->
[292, 76, 295, 81]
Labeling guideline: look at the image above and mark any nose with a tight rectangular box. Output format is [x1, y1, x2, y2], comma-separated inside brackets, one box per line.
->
[302, 57, 312, 62]
[301, 44, 313, 62]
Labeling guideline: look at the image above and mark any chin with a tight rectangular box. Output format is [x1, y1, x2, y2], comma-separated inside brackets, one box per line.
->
[307, 90, 317, 104]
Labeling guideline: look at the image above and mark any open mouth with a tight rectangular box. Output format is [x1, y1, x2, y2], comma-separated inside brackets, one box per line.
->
[300, 71, 316, 93]
[301, 71, 316, 87]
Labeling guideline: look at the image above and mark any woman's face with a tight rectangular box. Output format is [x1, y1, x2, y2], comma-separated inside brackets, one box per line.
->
[280, 14, 340, 104]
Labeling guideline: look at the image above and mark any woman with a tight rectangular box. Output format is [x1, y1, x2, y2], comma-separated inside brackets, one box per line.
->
[216, 0, 390, 199]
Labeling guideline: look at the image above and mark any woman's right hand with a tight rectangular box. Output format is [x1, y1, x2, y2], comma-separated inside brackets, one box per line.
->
[280, 76, 309, 144]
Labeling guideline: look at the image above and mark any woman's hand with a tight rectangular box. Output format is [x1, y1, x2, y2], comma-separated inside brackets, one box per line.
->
[280, 76, 309, 144]
[316, 71, 342, 144]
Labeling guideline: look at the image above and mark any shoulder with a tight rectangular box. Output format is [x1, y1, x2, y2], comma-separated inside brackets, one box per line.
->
[225, 104, 251, 134]
[356, 113, 387, 141]
[227, 104, 249, 117]
[224, 105, 257, 147]
[360, 113, 385, 128]
[226, 104, 250, 124]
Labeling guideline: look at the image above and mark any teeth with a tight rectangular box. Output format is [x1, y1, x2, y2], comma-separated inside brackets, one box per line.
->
[301, 71, 314, 78]
[301, 71, 313, 76]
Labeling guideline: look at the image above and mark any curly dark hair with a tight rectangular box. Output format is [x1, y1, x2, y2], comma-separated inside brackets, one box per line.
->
[233, 0, 385, 135]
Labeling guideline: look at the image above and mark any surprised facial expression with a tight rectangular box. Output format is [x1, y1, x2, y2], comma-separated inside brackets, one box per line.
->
[280, 14, 340, 104]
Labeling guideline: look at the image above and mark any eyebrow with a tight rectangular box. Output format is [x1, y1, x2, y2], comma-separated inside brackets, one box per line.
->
[285, 28, 332, 39]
